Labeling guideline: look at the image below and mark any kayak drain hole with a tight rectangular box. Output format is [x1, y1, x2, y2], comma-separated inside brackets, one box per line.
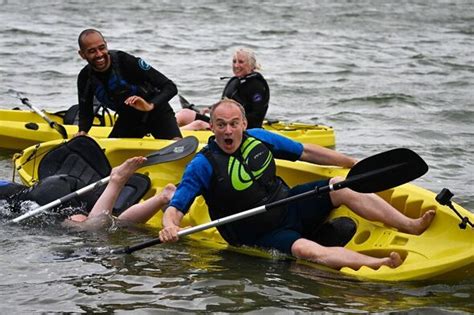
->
[354, 230, 371, 245]
[25, 122, 39, 130]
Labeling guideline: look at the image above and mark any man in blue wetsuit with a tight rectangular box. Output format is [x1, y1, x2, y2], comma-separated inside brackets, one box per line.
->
[159, 98, 436, 271]
[76, 29, 182, 139]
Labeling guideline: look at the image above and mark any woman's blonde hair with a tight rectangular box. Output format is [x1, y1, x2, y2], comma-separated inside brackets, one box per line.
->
[234, 47, 261, 71]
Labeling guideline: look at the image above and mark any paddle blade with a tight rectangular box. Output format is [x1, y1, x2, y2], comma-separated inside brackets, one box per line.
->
[52, 122, 68, 139]
[178, 94, 194, 109]
[343, 148, 428, 193]
[143, 136, 199, 167]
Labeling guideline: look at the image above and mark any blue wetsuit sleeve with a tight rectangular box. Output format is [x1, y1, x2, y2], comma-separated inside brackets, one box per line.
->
[168, 153, 213, 215]
[247, 128, 303, 161]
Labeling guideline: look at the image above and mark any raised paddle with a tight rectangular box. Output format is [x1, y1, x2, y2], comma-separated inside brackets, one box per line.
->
[10, 136, 199, 223]
[110, 147, 428, 254]
[178, 94, 209, 112]
[15, 93, 69, 139]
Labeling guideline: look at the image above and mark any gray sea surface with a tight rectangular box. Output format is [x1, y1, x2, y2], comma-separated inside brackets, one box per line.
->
[0, 0, 473, 313]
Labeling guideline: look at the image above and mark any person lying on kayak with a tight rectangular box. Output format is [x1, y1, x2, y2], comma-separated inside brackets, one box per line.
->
[1, 157, 175, 231]
[176, 47, 269, 130]
[75, 28, 182, 140]
[62, 157, 176, 231]
[158, 98, 436, 270]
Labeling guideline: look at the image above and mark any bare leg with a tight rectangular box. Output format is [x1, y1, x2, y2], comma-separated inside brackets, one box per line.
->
[87, 156, 146, 219]
[292, 238, 403, 270]
[62, 214, 113, 231]
[175, 109, 197, 126]
[62, 157, 146, 231]
[118, 184, 176, 223]
[176, 109, 210, 130]
[180, 120, 211, 131]
[329, 177, 436, 235]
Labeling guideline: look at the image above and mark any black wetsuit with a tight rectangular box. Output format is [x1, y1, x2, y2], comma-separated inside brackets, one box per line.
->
[0, 176, 96, 220]
[0, 174, 148, 219]
[77, 50, 182, 139]
[193, 72, 270, 128]
[221, 72, 270, 129]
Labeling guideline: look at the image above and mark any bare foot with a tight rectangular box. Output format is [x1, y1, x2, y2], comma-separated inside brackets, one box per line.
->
[403, 209, 436, 235]
[61, 213, 113, 231]
[61, 214, 87, 229]
[68, 214, 88, 222]
[159, 184, 176, 205]
[110, 156, 147, 186]
[386, 252, 403, 268]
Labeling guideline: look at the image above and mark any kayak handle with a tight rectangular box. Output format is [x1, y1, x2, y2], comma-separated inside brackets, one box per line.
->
[436, 188, 473, 229]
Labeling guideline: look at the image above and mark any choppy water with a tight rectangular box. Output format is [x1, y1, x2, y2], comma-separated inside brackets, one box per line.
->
[0, 0, 473, 313]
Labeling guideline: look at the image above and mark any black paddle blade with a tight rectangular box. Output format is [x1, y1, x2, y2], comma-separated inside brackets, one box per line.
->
[342, 148, 428, 193]
[51, 122, 68, 139]
[178, 94, 194, 109]
[143, 136, 199, 167]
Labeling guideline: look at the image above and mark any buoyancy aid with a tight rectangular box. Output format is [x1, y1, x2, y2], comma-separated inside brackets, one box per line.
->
[221, 72, 270, 107]
[202, 134, 289, 245]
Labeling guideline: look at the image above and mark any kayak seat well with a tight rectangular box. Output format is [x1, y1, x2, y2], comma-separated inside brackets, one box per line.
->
[25, 122, 39, 130]
[308, 217, 357, 247]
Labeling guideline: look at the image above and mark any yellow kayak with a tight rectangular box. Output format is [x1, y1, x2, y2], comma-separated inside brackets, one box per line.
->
[0, 108, 335, 150]
[13, 137, 473, 282]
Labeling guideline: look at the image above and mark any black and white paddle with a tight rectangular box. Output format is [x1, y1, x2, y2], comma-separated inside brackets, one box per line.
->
[111, 147, 428, 254]
[15, 93, 69, 139]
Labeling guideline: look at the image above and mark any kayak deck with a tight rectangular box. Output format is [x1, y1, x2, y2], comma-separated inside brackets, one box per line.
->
[0, 108, 335, 150]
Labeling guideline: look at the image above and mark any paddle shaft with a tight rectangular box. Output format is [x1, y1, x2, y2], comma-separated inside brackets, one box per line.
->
[11, 176, 110, 223]
[116, 185, 333, 254]
[114, 181, 354, 254]
[112, 148, 427, 254]
[21, 98, 54, 125]
[115, 178, 359, 254]
[10, 136, 199, 223]
[20, 97, 68, 139]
